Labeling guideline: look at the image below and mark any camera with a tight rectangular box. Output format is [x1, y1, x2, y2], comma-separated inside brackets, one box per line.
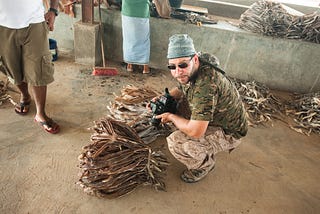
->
[150, 88, 177, 126]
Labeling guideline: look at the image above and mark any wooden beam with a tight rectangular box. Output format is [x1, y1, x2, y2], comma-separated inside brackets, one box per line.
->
[82, 0, 94, 23]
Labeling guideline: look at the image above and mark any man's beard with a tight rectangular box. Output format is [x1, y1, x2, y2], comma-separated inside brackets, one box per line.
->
[176, 68, 198, 84]
[187, 67, 199, 84]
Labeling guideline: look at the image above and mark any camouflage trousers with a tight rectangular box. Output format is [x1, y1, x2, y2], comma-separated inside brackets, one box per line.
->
[166, 126, 241, 171]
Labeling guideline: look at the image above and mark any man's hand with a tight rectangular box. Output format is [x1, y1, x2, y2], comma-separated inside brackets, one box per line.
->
[155, 112, 173, 124]
[45, 11, 56, 31]
[146, 96, 161, 112]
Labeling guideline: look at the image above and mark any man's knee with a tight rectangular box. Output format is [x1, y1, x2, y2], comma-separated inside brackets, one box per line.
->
[166, 130, 185, 152]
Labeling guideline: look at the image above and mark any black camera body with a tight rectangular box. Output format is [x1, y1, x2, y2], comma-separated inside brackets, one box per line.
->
[150, 88, 177, 126]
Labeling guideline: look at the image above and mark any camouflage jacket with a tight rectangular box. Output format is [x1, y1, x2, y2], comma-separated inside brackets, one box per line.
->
[179, 52, 248, 139]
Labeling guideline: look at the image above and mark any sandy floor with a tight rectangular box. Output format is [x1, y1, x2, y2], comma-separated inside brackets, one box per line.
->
[0, 53, 319, 214]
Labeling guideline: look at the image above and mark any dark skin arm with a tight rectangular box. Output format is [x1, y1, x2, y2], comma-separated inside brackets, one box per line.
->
[44, 0, 59, 31]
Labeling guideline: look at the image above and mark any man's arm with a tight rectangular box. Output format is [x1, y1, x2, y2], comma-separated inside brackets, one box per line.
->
[50, 0, 59, 9]
[156, 86, 209, 138]
[156, 112, 209, 138]
[45, 0, 59, 31]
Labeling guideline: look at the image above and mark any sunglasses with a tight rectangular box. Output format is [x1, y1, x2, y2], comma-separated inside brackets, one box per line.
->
[167, 55, 194, 70]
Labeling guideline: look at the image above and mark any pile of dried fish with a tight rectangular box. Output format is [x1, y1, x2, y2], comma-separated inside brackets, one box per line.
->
[0, 79, 14, 106]
[287, 12, 320, 43]
[231, 78, 284, 127]
[77, 117, 169, 198]
[231, 77, 320, 136]
[239, 0, 320, 43]
[107, 85, 157, 124]
[285, 92, 320, 135]
[107, 85, 174, 144]
[239, 0, 293, 37]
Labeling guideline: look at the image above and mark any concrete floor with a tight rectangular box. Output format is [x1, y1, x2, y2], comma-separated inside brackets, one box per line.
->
[0, 53, 320, 214]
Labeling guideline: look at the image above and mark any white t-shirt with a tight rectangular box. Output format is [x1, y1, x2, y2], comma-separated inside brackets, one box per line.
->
[0, 0, 45, 29]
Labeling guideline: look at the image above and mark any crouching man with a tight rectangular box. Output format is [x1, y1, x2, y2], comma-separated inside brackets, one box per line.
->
[150, 34, 248, 183]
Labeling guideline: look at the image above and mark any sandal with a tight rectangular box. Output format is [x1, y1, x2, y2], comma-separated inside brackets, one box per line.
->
[180, 165, 215, 183]
[15, 100, 31, 115]
[34, 117, 60, 134]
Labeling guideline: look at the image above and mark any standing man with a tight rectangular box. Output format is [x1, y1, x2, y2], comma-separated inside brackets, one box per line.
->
[153, 34, 248, 183]
[0, 0, 60, 134]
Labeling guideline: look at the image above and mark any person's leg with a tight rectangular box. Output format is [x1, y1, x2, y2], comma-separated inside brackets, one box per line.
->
[32, 85, 59, 133]
[32, 85, 46, 121]
[16, 82, 30, 101]
[167, 127, 241, 183]
[127, 63, 133, 72]
[14, 82, 32, 114]
[167, 130, 216, 183]
[22, 22, 58, 133]
[143, 64, 150, 74]
[0, 26, 32, 114]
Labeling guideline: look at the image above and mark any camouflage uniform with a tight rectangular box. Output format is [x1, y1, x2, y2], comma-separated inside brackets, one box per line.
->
[167, 52, 248, 175]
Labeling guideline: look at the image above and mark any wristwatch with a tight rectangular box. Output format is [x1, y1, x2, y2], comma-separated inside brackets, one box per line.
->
[48, 7, 58, 16]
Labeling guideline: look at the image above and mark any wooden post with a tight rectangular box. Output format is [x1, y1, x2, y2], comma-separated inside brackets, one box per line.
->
[82, 0, 94, 24]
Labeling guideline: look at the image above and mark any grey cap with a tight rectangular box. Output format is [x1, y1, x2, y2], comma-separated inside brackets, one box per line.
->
[167, 34, 196, 59]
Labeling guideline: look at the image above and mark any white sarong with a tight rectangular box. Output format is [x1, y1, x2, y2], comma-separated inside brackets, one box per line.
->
[122, 15, 150, 65]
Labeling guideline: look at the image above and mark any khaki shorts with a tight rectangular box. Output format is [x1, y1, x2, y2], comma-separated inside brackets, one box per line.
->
[0, 22, 54, 86]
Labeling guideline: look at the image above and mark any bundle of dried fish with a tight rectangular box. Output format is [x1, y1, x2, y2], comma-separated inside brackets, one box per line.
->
[131, 117, 173, 143]
[286, 12, 320, 43]
[107, 85, 173, 144]
[114, 85, 159, 105]
[107, 100, 150, 124]
[239, 0, 293, 37]
[107, 85, 156, 123]
[77, 117, 169, 198]
[285, 92, 320, 135]
[231, 78, 284, 126]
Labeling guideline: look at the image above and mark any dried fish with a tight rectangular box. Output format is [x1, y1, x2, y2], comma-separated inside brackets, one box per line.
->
[231, 78, 285, 127]
[107, 85, 174, 144]
[106, 82, 320, 139]
[0, 79, 15, 106]
[77, 117, 169, 198]
[239, 0, 293, 37]
[239, 0, 320, 44]
[114, 85, 159, 105]
[285, 92, 320, 135]
[287, 12, 320, 43]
